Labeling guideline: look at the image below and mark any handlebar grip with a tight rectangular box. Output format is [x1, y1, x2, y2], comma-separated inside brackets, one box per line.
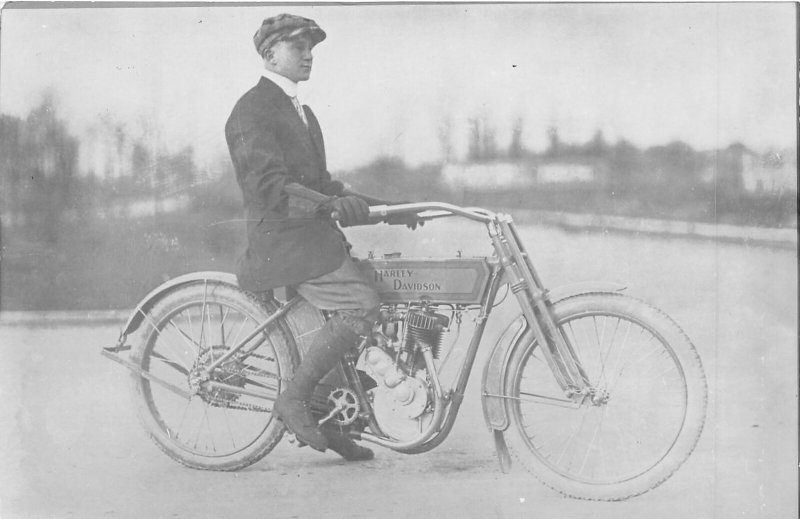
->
[330, 208, 385, 225]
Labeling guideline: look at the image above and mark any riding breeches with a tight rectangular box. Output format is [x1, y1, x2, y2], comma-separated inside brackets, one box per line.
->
[294, 255, 380, 336]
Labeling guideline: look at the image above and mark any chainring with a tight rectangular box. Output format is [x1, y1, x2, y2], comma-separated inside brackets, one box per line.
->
[324, 387, 360, 426]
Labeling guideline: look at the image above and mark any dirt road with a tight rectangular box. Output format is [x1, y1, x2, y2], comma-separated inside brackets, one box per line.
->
[1, 223, 796, 518]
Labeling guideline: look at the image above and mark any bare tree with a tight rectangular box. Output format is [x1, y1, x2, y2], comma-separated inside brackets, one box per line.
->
[18, 93, 80, 242]
[508, 117, 524, 160]
[437, 115, 453, 164]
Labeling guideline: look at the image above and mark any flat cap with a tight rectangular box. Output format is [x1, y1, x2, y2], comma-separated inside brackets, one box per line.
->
[253, 13, 326, 56]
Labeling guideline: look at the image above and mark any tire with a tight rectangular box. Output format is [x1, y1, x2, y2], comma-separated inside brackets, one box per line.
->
[504, 292, 707, 500]
[129, 282, 296, 470]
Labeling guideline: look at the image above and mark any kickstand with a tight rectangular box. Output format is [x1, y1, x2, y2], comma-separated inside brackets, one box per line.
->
[493, 430, 512, 474]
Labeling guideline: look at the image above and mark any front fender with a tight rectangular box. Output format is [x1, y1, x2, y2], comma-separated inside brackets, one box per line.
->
[480, 281, 626, 431]
[545, 281, 626, 305]
[119, 271, 239, 339]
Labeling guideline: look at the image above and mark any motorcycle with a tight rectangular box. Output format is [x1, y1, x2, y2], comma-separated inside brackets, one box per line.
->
[102, 202, 707, 501]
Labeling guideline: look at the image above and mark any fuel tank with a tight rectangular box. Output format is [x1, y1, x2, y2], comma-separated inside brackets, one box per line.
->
[357, 257, 493, 305]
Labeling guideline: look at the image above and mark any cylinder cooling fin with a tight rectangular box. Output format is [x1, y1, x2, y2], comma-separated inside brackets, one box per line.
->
[404, 308, 450, 358]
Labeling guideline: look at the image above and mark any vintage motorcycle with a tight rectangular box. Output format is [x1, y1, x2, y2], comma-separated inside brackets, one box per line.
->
[102, 202, 706, 501]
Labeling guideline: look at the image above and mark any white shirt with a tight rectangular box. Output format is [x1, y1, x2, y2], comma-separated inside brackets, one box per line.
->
[261, 68, 307, 125]
[261, 68, 299, 98]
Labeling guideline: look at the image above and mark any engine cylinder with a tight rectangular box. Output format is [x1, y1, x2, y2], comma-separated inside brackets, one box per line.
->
[404, 308, 449, 358]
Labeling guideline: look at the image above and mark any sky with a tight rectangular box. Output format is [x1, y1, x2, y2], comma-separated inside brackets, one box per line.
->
[0, 2, 796, 172]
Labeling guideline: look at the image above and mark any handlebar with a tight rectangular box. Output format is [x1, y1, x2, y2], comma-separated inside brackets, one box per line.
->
[332, 202, 496, 225]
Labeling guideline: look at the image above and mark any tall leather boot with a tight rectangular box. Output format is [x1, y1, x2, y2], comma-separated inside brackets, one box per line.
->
[323, 430, 375, 461]
[273, 315, 361, 451]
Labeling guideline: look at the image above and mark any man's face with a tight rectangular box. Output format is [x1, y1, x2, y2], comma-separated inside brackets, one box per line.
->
[267, 35, 315, 83]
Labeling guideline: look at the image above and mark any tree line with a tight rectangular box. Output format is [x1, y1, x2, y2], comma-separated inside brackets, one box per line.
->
[0, 96, 205, 242]
[2, 98, 794, 245]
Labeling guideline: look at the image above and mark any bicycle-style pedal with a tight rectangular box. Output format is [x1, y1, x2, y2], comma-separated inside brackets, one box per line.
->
[286, 433, 311, 450]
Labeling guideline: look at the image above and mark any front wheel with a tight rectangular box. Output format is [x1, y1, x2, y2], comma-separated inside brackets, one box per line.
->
[504, 293, 707, 500]
[129, 282, 296, 470]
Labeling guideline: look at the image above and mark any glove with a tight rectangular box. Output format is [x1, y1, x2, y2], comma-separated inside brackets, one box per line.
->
[386, 212, 424, 230]
[328, 195, 370, 227]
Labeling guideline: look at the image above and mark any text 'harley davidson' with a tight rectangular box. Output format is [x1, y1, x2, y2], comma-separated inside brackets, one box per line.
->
[102, 202, 707, 501]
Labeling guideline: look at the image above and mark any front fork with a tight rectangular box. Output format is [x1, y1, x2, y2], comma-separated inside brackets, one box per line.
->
[489, 216, 590, 396]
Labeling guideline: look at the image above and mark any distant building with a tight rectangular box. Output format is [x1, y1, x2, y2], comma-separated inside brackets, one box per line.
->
[740, 152, 796, 194]
[700, 146, 797, 195]
[536, 162, 596, 184]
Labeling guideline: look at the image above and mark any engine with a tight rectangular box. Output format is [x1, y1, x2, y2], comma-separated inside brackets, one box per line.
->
[403, 307, 450, 360]
[363, 305, 450, 441]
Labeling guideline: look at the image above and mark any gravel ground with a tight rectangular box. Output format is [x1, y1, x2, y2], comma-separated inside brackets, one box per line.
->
[1, 222, 796, 518]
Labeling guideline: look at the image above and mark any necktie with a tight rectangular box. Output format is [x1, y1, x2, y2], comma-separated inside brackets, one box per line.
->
[291, 97, 308, 126]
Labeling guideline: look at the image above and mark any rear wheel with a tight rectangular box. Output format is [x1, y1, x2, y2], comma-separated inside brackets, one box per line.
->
[504, 293, 706, 500]
[129, 282, 295, 470]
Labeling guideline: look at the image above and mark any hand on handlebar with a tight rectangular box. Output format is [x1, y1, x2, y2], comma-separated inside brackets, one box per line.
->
[385, 209, 424, 230]
[326, 195, 370, 227]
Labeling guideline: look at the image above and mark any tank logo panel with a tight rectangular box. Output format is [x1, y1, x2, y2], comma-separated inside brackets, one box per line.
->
[358, 259, 492, 304]
[372, 269, 444, 291]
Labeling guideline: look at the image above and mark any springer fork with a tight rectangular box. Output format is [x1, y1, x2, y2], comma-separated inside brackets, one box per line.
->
[488, 214, 591, 396]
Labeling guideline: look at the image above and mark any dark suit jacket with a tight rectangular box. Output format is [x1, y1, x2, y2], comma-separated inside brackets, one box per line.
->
[225, 77, 347, 292]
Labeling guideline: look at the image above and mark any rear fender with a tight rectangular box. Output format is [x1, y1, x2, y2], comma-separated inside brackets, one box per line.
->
[116, 270, 329, 373]
[119, 271, 239, 340]
[480, 281, 626, 431]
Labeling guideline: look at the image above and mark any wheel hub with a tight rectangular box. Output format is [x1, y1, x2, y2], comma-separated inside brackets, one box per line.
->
[189, 346, 247, 406]
[589, 387, 610, 406]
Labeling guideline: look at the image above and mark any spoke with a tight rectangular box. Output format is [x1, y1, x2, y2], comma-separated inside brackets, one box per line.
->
[625, 332, 663, 365]
[605, 319, 633, 389]
[138, 309, 194, 372]
[186, 308, 196, 347]
[191, 401, 205, 450]
[151, 330, 194, 372]
[528, 349, 546, 366]
[610, 408, 650, 447]
[226, 315, 251, 350]
[598, 404, 642, 475]
[636, 357, 681, 384]
[199, 285, 208, 350]
[219, 305, 231, 346]
[555, 405, 592, 467]
[221, 406, 238, 451]
[206, 298, 214, 347]
[241, 335, 269, 358]
[514, 311, 694, 485]
[168, 319, 201, 355]
[175, 397, 195, 442]
[580, 317, 597, 377]
[579, 405, 607, 475]
[142, 299, 280, 460]
[200, 403, 217, 452]
[607, 332, 661, 394]
[150, 351, 190, 375]
[526, 430, 558, 453]
[593, 406, 612, 480]
[596, 317, 621, 387]
[565, 322, 584, 369]
[594, 316, 608, 377]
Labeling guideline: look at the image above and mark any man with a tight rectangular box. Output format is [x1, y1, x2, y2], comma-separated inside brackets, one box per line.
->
[225, 14, 415, 461]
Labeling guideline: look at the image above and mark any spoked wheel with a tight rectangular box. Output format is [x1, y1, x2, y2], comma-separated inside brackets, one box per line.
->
[505, 293, 706, 500]
[129, 282, 295, 470]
